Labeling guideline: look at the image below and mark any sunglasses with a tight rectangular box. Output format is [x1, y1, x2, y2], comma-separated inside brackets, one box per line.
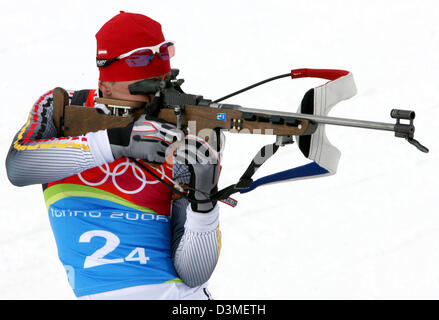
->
[96, 40, 175, 68]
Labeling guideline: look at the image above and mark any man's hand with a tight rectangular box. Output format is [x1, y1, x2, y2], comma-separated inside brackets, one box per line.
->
[174, 131, 224, 213]
[107, 114, 182, 163]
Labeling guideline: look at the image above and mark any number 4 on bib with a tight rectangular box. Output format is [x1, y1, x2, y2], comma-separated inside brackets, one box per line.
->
[125, 247, 150, 265]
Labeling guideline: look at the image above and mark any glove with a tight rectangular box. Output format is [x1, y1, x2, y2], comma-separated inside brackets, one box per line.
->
[107, 114, 182, 163]
[174, 130, 225, 213]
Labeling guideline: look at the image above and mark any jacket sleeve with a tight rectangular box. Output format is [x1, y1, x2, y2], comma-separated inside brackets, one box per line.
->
[5, 90, 114, 186]
[170, 163, 221, 287]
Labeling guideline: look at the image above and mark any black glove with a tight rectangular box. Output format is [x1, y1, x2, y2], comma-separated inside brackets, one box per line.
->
[107, 114, 182, 163]
[174, 131, 224, 213]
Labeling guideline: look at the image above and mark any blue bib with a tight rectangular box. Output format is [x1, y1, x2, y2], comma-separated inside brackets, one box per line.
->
[45, 184, 181, 297]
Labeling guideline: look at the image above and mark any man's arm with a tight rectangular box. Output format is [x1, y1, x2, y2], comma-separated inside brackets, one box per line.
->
[5, 90, 114, 186]
[170, 162, 221, 288]
[171, 198, 221, 288]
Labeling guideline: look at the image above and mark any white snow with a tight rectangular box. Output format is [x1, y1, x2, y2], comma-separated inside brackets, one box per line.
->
[0, 0, 438, 299]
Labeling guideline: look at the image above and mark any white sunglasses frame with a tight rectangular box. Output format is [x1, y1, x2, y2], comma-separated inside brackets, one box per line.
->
[117, 40, 176, 60]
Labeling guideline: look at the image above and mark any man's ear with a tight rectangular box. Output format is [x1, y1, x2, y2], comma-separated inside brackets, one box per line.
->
[98, 81, 112, 97]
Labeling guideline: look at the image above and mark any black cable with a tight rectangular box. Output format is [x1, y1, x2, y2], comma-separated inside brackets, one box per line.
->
[213, 73, 291, 103]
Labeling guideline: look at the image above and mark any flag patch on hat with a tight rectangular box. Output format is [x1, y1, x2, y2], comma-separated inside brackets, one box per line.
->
[98, 50, 108, 54]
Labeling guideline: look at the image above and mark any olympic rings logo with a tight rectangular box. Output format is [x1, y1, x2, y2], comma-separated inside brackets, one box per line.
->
[78, 158, 166, 194]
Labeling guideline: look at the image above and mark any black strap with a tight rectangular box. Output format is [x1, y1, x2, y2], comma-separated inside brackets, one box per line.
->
[211, 142, 280, 202]
[236, 142, 280, 189]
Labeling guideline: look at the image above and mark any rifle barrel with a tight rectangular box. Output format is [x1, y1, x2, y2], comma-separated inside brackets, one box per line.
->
[219, 104, 396, 132]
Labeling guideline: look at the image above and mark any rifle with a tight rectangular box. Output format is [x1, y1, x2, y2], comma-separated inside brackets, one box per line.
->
[52, 68, 428, 206]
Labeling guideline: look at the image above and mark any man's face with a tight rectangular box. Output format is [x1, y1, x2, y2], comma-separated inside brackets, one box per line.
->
[99, 74, 168, 103]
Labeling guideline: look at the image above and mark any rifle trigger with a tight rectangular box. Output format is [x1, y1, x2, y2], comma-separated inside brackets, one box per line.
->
[174, 105, 185, 131]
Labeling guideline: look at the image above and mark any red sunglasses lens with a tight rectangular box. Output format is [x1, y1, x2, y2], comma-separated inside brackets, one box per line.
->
[125, 49, 154, 67]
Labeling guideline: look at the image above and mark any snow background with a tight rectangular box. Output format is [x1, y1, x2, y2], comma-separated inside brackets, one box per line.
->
[0, 0, 438, 299]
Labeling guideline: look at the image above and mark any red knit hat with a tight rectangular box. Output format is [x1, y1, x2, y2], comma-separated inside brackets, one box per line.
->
[96, 11, 171, 81]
